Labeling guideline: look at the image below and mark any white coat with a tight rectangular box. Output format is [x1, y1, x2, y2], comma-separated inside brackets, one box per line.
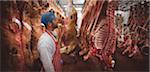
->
[37, 32, 56, 72]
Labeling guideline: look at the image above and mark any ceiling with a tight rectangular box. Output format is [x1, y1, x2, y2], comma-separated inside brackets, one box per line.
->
[56, 0, 85, 11]
[56, 0, 149, 12]
[56, 0, 85, 30]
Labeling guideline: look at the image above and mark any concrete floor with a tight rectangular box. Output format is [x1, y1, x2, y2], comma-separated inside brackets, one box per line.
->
[62, 48, 149, 72]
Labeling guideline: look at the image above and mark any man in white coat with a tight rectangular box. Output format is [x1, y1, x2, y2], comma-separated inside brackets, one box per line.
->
[38, 10, 61, 72]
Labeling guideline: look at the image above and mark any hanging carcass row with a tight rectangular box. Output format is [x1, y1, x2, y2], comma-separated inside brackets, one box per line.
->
[1, 1, 30, 71]
[1, 1, 44, 71]
[80, 1, 118, 70]
[117, 1, 150, 57]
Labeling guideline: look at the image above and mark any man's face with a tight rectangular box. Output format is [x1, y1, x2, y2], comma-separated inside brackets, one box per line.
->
[52, 19, 58, 29]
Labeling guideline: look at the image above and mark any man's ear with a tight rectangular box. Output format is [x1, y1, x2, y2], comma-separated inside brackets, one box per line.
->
[52, 18, 57, 24]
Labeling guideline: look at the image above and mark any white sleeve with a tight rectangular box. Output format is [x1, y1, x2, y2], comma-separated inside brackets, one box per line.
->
[38, 38, 55, 72]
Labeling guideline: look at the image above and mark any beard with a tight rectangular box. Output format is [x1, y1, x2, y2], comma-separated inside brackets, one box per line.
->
[52, 23, 58, 29]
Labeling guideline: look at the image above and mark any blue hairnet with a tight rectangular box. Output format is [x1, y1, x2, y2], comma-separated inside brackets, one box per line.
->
[41, 12, 56, 26]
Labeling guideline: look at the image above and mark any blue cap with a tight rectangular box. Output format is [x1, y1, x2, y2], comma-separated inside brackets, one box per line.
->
[41, 11, 56, 26]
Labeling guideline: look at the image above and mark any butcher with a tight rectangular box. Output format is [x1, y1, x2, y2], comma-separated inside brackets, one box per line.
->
[38, 10, 61, 72]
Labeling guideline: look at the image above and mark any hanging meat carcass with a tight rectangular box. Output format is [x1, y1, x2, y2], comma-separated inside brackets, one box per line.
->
[61, 3, 78, 54]
[79, 0, 105, 56]
[79, 0, 118, 70]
